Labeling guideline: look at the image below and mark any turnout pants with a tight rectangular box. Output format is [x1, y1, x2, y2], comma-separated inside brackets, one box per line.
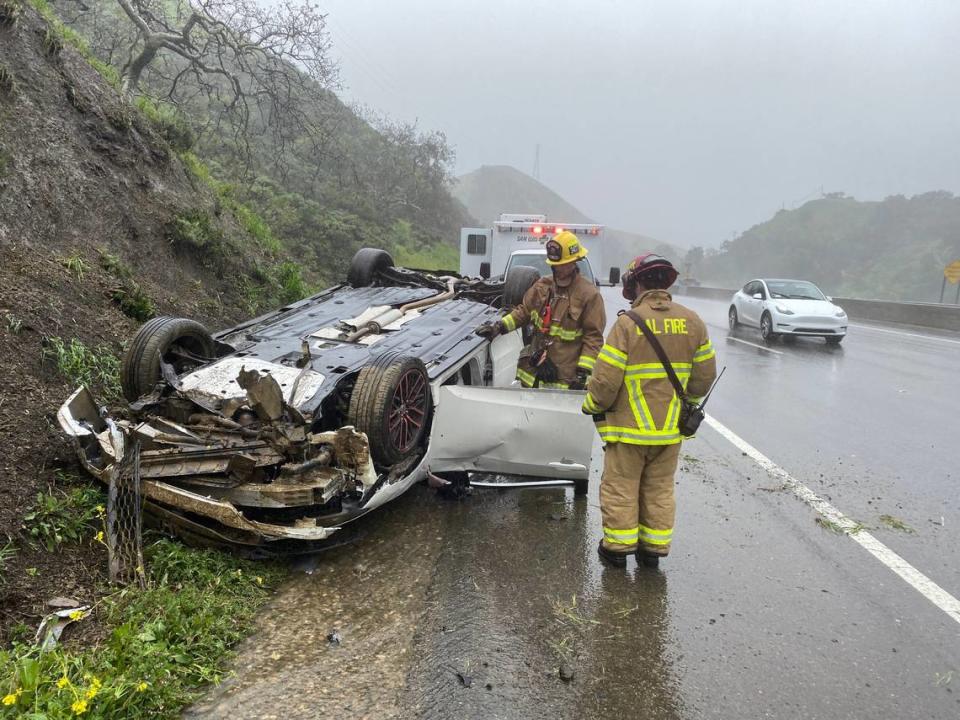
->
[599, 442, 681, 556]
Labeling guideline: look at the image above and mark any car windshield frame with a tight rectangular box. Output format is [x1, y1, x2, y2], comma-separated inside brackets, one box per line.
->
[507, 254, 595, 283]
[765, 280, 826, 301]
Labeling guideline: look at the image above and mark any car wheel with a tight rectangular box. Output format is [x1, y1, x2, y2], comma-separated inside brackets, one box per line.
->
[503, 266, 540, 308]
[728, 306, 739, 330]
[573, 478, 588, 497]
[348, 353, 431, 466]
[121, 316, 215, 401]
[760, 312, 776, 343]
[347, 248, 395, 288]
[825, 335, 844, 345]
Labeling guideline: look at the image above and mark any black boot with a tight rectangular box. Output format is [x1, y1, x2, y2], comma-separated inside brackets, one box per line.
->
[637, 551, 661, 569]
[597, 541, 627, 568]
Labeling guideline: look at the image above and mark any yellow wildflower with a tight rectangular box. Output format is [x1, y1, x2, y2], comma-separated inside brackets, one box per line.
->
[2, 693, 17, 706]
[255, 576, 264, 586]
[57, 676, 71, 689]
[95, 531, 105, 543]
[136, 682, 149, 692]
[69, 609, 85, 621]
[71, 698, 88, 715]
[95, 505, 105, 514]
[90, 677, 102, 690]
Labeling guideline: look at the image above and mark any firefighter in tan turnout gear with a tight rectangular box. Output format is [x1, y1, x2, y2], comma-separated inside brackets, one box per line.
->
[476, 231, 606, 390]
[583, 254, 717, 568]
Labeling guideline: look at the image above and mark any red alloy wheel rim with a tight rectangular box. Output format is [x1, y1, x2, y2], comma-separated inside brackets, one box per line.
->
[388, 369, 427, 452]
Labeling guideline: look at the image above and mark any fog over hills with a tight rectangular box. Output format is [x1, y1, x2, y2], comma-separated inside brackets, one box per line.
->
[454, 166, 684, 271]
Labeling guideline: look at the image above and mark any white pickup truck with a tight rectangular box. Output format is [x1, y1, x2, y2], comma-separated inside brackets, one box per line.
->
[503, 248, 598, 285]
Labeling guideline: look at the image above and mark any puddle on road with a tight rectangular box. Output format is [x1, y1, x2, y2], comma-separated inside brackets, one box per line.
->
[188, 476, 688, 720]
[402, 486, 685, 720]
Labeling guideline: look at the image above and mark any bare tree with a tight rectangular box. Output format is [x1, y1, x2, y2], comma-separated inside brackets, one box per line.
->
[114, 0, 336, 95]
[56, 0, 339, 172]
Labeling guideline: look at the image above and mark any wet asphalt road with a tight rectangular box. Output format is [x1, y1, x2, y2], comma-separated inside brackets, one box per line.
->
[190, 287, 960, 719]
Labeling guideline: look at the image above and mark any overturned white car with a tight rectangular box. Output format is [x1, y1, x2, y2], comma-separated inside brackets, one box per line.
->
[58, 249, 594, 553]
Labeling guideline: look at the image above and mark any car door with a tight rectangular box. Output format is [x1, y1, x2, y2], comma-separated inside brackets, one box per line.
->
[428, 385, 595, 480]
[741, 281, 761, 326]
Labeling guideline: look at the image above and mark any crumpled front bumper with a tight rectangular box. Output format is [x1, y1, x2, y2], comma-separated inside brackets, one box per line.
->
[57, 385, 384, 549]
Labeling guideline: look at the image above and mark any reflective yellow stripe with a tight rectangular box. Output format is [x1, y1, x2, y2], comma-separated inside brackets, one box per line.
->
[601, 344, 627, 361]
[596, 425, 682, 445]
[516, 368, 537, 387]
[626, 378, 655, 431]
[598, 346, 627, 370]
[515, 368, 568, 389]
[604, 526, 640, 545]
[578, 354, 596, 370]
[693, 341, 715, 362]
[639, 524, 673, 545]
[549, 326, 582, 341]
[582, 393, 601, 414]
[502, 314, 517, 332]
[529, 310, 583, 341]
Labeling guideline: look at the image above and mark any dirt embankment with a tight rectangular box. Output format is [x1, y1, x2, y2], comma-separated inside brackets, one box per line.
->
[0, 5, 279, 639]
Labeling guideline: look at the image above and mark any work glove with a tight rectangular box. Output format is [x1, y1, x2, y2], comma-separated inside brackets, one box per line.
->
[475, 321, 503, 339]
[569, 368, 590, 391]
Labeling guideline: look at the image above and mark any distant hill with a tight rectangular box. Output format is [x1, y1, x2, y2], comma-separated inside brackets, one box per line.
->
[695, 192, 960, 302]
[453, 165, 680, 270]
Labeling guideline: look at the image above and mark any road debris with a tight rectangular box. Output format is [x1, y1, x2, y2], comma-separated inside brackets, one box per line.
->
[879, 514, 915, 533]
[35, 605, 91, 651]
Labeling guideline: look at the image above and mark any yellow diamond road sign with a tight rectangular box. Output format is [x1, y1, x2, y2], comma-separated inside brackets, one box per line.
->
[945, 260, 960, 284]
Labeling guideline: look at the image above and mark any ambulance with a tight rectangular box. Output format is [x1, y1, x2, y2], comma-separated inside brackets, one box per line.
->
[459, 214, 617, 284]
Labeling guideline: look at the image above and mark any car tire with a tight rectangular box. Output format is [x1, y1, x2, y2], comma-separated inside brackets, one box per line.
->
[503, 266, 540, 308]
[825, 335, 844, 345]
[760, 312, 777, 344]
[348, 353, 431, 466]
[121, 316, 215, 401]
[347, 248, 395, 288]
[573, 478, 588, 497]
[728, 306, 739, 330]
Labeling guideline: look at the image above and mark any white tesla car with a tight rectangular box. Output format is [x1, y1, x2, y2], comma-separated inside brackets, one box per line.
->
[728, 278, 847, 344]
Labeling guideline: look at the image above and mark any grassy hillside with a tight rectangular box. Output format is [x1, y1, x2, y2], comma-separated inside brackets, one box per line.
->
[454, 165, 679, 270]
[694, 193, 960, 302]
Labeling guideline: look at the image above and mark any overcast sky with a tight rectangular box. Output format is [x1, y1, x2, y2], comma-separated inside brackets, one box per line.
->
[319, 0, 960, 247]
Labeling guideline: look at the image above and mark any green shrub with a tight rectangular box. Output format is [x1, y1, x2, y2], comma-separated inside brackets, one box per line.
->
[26, 0, 121, 90]
[0, 0, 21, 28]
[0, 538, 284, 718]
[98, 249, 132, 279]
[42, 27, 62, 57]
[0, 64, 15, 96]
[21, 486, 103, 551]
[58, 252, 89, 280]
[275, 262, 309, 304]
[111, 284, 156, 322]
[166, 210, 224, 258]
[44, 337, 121, 399]
[0, 541, 14, 584]
[135, 97, 195, 152]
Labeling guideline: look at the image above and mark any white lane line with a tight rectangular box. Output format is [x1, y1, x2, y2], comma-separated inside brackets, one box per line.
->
[724, 336, 783, 355]
[850, 323, 960, 346]
[705, 414, 960, 626]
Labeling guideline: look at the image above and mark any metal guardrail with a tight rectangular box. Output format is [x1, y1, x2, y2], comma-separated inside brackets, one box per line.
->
[674, 285, 960, 332]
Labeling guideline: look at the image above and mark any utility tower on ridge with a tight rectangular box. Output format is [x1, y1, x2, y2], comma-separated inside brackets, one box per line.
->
[532, 144, 541, 181]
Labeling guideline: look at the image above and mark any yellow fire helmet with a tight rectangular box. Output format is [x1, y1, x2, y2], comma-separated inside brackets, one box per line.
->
[545, 230, 589, 266]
